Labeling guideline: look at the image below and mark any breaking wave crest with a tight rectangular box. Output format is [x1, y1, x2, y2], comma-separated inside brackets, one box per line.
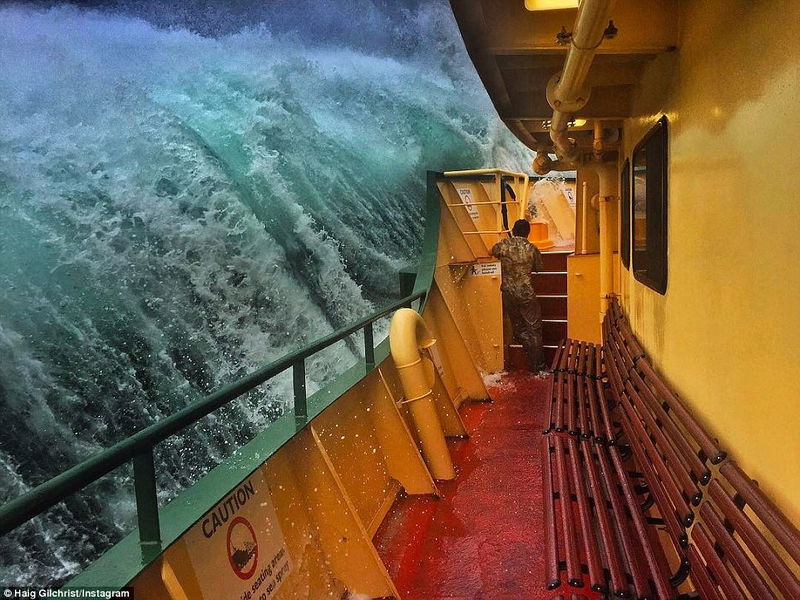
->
[0, 1, 533, 585]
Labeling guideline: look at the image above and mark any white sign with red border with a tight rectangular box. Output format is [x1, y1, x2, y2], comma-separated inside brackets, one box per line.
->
[185, 470, 291, 600]
[455, 187, 480, 220]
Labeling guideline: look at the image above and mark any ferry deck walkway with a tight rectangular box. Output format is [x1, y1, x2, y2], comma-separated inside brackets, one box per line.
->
[375, 371, 603, 600]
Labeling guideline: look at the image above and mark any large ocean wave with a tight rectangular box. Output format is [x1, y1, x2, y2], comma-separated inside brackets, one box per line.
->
[0, 0, 533, 585]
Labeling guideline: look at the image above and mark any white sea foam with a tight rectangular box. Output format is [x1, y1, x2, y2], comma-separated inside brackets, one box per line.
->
[0, 1, 534, 586]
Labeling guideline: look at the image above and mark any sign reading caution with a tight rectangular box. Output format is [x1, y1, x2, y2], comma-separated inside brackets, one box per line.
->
[185, 470, 291, 600]
[455, 187, 480, 220]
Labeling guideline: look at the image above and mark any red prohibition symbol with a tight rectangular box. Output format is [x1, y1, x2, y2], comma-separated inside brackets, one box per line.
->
[226, 516, 259, 580]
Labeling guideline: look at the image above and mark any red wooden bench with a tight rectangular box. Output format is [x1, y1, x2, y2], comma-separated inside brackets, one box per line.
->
[541, 297, 800, 599]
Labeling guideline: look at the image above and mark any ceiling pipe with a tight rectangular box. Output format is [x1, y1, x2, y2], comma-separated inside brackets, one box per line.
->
[532, 0, 616, 175]
[595, 163, 616, 320]
[592, 119, 604, 161]
[532, 153, 574, 175]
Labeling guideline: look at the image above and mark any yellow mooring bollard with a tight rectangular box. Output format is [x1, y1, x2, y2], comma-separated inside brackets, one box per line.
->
[389, 308, 456, 481]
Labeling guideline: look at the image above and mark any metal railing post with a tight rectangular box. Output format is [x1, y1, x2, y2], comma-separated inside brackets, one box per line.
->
[133, 449, 161, 550]
[293, 359, 307, 427]
[399, 271, 416, 308]
[495, 176, 502, 233]
[364, 323, 375, 371]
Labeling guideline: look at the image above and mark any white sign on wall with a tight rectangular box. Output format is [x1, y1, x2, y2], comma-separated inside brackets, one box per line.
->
[468, 262, 501, 277]
[185, 470, 291, 600]
[455, 187, 480, 220]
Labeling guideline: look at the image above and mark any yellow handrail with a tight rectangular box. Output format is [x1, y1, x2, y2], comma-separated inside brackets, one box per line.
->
[442, 168, 531, 224]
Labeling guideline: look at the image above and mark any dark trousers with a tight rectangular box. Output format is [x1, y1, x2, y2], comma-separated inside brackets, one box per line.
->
[503, 291, 546, 372]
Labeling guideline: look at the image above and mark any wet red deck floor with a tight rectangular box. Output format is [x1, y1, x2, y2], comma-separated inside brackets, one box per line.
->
[374, 371, 603, 600]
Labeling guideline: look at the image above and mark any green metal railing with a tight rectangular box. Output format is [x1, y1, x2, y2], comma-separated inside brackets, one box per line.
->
[0, 291, 424, 542]
[0, 171, 444, 555]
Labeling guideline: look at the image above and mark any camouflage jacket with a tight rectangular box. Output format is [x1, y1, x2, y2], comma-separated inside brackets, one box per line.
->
[491, 237, 544, 299]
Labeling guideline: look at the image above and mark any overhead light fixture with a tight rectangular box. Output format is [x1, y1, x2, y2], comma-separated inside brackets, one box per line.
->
[525, 0, 579, 11]
[571, 119, 587, 127]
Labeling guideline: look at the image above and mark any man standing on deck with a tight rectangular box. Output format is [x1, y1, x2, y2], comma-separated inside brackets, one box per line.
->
[491, 219, 547, 373]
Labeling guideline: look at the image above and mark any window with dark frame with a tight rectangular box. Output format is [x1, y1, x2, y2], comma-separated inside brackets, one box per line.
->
[620, 159, 631, 269]
[632, 116, 668, 294]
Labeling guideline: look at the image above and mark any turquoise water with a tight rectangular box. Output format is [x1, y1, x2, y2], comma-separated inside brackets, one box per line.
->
[0, 1, 533, 585]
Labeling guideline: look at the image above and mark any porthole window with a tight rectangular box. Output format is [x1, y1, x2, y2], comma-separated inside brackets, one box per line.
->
[632, 116, 668, 294]
[620, 159, 631, 269]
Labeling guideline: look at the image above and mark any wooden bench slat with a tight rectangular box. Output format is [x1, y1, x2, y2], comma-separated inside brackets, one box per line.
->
[605, 440, 676, 599]
[554, 341, 570, 432]
[612, 401, 689, 550]
[575, 344, 589, 437]
[628, 368, 710, 486]
[635, 359, 726, 465]
[567, 338, 578, 374]
[577, 373, 591, 440]
[586, 348, 605, 442]
[622, 380, 700, 519]
[592, 356, 618, 444]
[551, 338, 565, 371]
[593, 444, 654, 597]
[686, 545, 724, 600]
[546, 339, 567, 434]
[616, 318, 647, 363]
[692, 522, 749, 599]
[581, 435, 628, 593]
[567, 439, 605, 591]
[542, 436, 561, 590]
[700, 502, 774, 599]
[609, 321, 636, 373]
[554, 435, 583, 587]
[720, 461, 800, 567]
[619, 382, 695, 529]
[567, 342, 579, 435]
[707, 478, 800, 598]
[624, 377, 703, 506]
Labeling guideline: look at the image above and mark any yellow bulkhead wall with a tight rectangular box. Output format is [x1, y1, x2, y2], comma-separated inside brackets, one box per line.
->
[618, 0, 800, 523]
[567, 253, 620, 343]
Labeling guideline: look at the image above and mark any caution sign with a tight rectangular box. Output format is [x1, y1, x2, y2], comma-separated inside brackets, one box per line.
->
[468, 262, 501, 277]
[455, 187, 480, 220]
[227, 516, 258, 580]
[185, 471, 291, 600]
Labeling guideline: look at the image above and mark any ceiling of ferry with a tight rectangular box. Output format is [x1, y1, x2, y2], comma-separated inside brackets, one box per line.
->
[450, 0, 679, 152]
